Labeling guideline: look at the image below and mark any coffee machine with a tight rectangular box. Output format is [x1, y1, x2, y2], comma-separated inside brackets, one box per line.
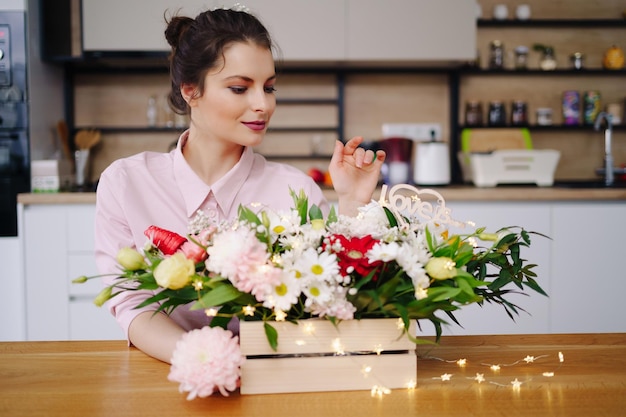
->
[0, 11, 29, 236]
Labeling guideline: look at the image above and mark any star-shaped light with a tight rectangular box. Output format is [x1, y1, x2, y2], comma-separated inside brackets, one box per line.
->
[242, 305, 256, 316]
[490, 364, 501, 372]
[274, 309, 286, 321]
[440, 373, 453, 381]
[192, 279, 203, 290]
[511, 378, 523, 389]
[370, 385, 391, 397]
[523, 355, 535, 363]
[204, 308, 218, 317]
[457, 358, 467, 367]
[474, 373, 485, 383]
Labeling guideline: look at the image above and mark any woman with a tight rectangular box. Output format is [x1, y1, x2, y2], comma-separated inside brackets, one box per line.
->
[95, 6, 385, 363]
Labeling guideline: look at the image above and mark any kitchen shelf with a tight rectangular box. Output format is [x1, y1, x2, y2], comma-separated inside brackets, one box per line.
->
[477, 19, 626, 28]
[459, 124, 626, 131]
[459, 68, 626, 75]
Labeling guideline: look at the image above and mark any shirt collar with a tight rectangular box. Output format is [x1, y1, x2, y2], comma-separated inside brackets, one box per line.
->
[173, 131, 255, 218]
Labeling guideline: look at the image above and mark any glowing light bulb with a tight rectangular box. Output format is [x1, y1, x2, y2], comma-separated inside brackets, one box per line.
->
[205, 308, 218, 317]
[302, 322, 315, 335]
[242, 305, 256, 316]
[457, 358, 467, 367]
[274, 309, 287, 321]
[370, 385, 391, 397]
[332, 338, 345, 355]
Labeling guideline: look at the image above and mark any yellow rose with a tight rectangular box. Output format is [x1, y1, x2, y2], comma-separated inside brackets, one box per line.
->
[154, 252, 194, 290]
[116, 247, 147, 271]
[425, 257, 457, 280]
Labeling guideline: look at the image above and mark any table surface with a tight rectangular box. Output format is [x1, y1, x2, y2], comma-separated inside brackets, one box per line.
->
[1, 333, 625, 417]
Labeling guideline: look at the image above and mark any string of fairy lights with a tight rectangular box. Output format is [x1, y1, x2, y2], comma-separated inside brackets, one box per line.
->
[289, 318, 566, 397]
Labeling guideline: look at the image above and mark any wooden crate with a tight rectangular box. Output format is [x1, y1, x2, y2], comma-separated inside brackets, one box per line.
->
[239, 318, 417, 395]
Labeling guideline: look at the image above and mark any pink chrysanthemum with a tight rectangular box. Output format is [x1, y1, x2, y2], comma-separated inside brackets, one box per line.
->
[206, 227, 280, 299]
[168, 326, 245, 399]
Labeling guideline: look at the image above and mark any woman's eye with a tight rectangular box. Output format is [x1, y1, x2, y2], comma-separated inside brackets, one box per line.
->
[229, 86, 247, 94]
[264, 85, 277, 94]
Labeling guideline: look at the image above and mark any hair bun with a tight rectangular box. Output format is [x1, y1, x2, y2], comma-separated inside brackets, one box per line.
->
[165, 16, 194, 48]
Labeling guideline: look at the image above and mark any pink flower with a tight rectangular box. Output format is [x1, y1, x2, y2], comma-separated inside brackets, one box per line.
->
[168, 326, 245, 399]
[206, 227, 281, 300]
[179, 241, 208, 263]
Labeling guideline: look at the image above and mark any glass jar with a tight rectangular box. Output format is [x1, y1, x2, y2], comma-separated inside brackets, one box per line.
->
[539, 47, 557, 71]
[488, 101, 507, 126]
[536, 108, 553, 126]
[464, 100, 483, 126]
[514, 46, 529, 70]
[510, 100, 528, 126]
[489, 40, 505, 70]
[570, 52, 585, 70]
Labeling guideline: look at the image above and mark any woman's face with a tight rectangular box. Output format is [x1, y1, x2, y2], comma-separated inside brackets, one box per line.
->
[185, 41, 276, 148]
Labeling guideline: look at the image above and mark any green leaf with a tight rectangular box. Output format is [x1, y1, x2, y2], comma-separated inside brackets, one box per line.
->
[326, 205, 337, 224]
[238, 205, 262, 225]
[263, 322, 279, 351]
[309, 204, 323, 221]
[192, 284, 244, 310]
[383, 206, 398, 228]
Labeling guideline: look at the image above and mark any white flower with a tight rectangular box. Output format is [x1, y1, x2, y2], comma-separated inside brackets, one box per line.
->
[294, 247, 339, 283]
[262, 270, 302, 311]
[367, 241, 401, 262]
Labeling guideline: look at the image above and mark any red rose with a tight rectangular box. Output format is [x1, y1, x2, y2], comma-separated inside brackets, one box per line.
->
[327, 234, 382, 278]
[144, 225, 187, 255]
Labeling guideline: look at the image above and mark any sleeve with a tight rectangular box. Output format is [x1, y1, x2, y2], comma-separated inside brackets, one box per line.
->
[94, 164, 162, 341]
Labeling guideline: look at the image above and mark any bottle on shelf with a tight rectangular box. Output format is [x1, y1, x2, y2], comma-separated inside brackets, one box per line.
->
[146, 95, 158, 127]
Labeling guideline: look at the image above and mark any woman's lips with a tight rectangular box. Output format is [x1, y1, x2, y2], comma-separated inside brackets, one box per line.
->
[243, 121, 266, 131]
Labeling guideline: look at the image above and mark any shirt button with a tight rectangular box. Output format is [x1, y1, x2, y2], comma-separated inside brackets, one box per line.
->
[207, 208, 217, 218]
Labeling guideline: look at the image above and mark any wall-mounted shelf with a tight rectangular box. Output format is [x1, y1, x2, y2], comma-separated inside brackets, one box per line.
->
[460, 68, 626, 75]
[459, 124, 626, 131]
[477, 19, 626, 28]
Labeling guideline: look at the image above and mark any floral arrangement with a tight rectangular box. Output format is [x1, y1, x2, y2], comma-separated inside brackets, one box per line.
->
[76, 185, 546, 398]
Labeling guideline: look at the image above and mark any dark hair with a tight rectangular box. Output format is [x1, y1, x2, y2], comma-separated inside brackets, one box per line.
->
[164, 8, 274, 114]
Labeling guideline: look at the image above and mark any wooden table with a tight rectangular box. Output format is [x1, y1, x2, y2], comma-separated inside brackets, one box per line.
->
[1, 334, 625, 416]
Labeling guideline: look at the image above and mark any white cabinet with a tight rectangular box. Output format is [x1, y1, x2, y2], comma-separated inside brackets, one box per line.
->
[19, 203, 123, 341]
[418, 202, 553, 337]
[81, 0, 475, 63]
[550, 202, 626, 333]
[346, 0, 476, 63]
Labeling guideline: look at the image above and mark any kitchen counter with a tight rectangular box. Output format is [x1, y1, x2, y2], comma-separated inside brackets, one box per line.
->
[1, 333, 624, 417]
[16, 184, 626, 205]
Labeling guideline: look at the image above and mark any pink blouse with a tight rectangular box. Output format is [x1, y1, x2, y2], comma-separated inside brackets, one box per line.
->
[94, 131, 328, 339]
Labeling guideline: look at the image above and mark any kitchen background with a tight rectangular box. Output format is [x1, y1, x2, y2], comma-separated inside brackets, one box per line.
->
[45, 0, 626, 186]
[2, 0, 626, 341]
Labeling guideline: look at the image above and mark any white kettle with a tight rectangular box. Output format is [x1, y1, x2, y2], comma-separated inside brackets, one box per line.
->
[413, 141, 450, 185]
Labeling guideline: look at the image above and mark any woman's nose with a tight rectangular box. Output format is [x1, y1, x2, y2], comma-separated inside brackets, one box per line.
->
[250, 89, 274, 112]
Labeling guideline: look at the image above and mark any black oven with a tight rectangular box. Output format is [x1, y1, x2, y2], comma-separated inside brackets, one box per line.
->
[0, 11, 29, 236]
